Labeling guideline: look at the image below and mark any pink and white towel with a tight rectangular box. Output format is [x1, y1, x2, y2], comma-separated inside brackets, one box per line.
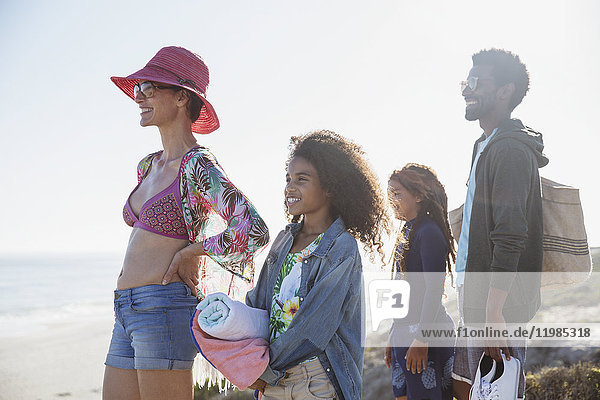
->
[190, 293, 270, 390]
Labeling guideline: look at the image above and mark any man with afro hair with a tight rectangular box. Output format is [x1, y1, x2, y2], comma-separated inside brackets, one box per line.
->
[452, 49, 548, 400]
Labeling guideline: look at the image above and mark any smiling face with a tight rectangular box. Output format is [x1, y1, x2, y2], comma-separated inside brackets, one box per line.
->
[285, 156, 331, 220]
[387, 179, 421, 221]
[134, 81, 182, 128]
[462, 65, 499, 122]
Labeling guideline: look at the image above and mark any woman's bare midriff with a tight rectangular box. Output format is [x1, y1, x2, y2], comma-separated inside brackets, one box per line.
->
[117, 228, 189, 290]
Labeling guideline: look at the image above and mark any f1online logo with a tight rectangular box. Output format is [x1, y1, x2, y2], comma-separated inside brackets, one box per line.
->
[368, 280, 410, 331]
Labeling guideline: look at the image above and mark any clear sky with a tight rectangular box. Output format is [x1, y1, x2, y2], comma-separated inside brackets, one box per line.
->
[1, 0, 599, 256]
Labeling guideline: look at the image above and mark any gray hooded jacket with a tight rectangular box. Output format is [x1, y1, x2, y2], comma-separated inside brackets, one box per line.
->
[463, 118, 549, 324]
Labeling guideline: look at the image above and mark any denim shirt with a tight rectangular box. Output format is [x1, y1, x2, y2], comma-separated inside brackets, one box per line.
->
[245, 217, 365, 400]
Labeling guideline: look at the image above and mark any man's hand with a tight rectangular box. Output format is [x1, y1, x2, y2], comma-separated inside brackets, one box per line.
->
[484, 310, 511, 362]
[248, 378, 267, 393]
[484, 286, 511, 362]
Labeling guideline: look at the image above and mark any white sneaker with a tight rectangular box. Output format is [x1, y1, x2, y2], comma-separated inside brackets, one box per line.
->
[469, 354, 496, 400]
[470, 352, 521, 400]
[488, 352, 520, 400]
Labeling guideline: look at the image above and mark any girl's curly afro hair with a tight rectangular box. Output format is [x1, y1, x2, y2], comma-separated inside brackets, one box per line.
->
[286, 130, 390, 261]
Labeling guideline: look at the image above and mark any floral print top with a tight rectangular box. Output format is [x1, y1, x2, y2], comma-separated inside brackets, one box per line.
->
[136, 146, 270, 300]
[269, 233, 324, 342]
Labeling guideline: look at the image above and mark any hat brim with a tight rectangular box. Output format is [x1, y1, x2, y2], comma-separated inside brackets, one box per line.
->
[111, 66, 219, 135]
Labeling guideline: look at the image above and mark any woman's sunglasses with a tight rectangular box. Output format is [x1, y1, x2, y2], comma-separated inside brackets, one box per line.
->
[134, 81, 179, 98]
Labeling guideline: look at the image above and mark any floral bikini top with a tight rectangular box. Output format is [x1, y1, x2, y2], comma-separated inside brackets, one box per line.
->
[122, 155, 188, 240]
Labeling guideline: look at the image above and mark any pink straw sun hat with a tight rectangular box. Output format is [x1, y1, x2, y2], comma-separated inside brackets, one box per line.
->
[111, 46, 219, 134]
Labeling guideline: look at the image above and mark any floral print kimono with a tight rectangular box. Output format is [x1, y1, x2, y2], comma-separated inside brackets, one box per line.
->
[135, 145, 270, 299]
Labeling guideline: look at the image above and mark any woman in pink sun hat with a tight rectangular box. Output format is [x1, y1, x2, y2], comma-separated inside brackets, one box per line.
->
[103, 46, 270, 400]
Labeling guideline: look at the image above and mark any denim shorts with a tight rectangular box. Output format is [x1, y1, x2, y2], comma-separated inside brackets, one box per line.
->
[105, 282, 199, 370]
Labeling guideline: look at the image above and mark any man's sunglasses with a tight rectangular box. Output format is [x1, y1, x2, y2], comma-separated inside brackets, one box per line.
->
[460, 76, 494, 92]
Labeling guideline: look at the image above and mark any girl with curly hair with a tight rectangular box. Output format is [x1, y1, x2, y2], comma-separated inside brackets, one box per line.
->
[384, 164, 456, 400]
[245, 130, 389, 400]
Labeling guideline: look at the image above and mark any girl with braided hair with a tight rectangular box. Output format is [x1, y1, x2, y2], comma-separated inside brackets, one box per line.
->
[383, 163, 456, 400]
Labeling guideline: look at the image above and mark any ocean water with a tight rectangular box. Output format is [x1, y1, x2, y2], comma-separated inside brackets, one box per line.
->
[0, 253, 123, 338]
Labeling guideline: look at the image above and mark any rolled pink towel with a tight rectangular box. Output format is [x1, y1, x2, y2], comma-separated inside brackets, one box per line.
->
[190, 310, 270, 390]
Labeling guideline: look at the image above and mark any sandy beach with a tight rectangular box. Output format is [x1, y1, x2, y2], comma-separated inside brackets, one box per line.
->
[0, 311, 113, 400]
[0, 254, 120, 400]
